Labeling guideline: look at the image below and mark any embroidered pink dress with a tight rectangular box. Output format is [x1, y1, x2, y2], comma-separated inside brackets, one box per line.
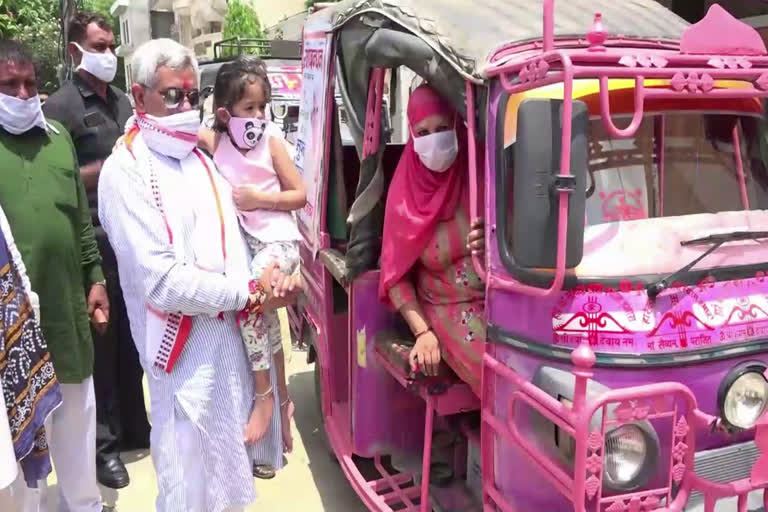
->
[387, 202, 486, 395]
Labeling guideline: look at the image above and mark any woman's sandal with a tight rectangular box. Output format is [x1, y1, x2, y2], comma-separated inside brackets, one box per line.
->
[253, 463, 277, 480]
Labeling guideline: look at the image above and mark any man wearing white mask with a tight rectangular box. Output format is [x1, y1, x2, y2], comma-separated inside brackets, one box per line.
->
[98, 38, 301, 512]
[0, 39, 106, 511]
[43, 11, 148, 490]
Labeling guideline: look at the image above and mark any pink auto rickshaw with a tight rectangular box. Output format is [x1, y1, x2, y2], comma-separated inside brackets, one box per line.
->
[290, 1, 768, 510]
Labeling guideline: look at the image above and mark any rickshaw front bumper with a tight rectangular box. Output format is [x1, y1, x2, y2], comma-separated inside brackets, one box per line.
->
[573, 384, 768, 512]
[482, 353, 768, 512]
[679, 438, 765, 511]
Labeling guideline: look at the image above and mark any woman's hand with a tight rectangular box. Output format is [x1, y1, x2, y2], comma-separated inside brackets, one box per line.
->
[467, 218, 485, 257]
[409, 330, 441, 377]
[233, 185, 271, 211]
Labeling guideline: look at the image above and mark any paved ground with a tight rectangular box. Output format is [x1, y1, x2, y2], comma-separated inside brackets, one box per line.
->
[46, 310, 367, 512]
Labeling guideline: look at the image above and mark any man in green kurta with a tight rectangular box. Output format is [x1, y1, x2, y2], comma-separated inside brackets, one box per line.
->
[0, 39, 107, 511]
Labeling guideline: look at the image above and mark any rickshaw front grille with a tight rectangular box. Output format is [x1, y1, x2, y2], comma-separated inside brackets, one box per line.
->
[686, 440, 759, 508]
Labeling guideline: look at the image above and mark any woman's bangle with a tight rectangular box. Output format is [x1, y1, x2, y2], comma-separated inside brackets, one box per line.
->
[414, 327, 431, 339]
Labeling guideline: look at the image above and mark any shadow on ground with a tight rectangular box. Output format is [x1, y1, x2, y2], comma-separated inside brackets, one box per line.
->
[288, 366, 366, 512]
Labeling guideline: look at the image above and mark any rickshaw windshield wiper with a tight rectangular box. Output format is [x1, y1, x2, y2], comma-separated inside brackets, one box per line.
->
[646, 230, 768, 300]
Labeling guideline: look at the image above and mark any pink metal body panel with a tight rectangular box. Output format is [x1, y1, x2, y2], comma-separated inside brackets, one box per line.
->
[292, 2, 768, 511]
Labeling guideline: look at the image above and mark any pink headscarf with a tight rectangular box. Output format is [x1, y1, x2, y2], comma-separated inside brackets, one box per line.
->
[378, 84, 467, 305]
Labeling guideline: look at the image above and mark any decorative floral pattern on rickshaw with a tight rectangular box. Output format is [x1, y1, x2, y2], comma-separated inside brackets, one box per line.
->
[750, 415, 768, 486]
[605, 495, 661, 512]
[584, 431, 603, 501]
[671, 416, 690, 484]
[599, 188, 646, 222]
[550, 276, 768, 353]
[552, 295, 634, 348]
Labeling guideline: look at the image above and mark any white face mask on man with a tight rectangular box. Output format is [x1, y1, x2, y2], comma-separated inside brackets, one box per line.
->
[412, 129, 459, 173]
[74, 43, 118, 83]
[136, 109, 201, 160]
[0, 93, 47, 135]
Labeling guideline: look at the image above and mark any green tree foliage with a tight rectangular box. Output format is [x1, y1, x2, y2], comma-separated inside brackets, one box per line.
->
[0, 0, 60, 91]
[221, 0, 265, 58]
[223, 0, 264, 40]
[0, 0, 126, 92]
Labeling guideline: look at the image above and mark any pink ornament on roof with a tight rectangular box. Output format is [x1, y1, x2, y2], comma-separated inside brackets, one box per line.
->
[587, 12, 607, 52]
[680, 4, 767, 56]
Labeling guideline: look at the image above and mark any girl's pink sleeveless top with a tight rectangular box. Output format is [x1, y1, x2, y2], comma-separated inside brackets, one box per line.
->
[213, 125, 301, 243]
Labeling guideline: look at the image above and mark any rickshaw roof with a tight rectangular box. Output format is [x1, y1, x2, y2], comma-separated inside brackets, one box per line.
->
[318, 0, 689, 80]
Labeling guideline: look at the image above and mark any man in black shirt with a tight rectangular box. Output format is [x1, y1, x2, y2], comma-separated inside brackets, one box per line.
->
[43, 11, 150, 490]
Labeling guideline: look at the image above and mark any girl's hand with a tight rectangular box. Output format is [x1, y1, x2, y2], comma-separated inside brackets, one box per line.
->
[233, 185, 268, 211]
[409, 330, 441, 377]
[467, 218, 485, 257]
[271, 269, 301, 298]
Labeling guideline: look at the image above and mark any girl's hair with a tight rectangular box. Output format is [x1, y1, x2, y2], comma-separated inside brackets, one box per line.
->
[212, 55, 272, 132]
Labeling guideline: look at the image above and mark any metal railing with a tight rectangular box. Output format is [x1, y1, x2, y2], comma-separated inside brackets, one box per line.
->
[212, 38, 301, 61]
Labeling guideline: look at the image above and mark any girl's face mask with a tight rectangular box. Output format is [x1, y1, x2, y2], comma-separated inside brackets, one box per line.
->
[227, 116, 268, 150]
[412, 128, 458, 173]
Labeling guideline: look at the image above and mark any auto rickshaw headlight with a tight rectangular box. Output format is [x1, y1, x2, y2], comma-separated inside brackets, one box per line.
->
[719, 362, 768, 430]
[604, 424, 651, 489]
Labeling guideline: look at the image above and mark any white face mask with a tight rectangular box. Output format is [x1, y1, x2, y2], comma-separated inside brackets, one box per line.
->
[137, 109, 201, 160]
[412, 129, 459, 173]
[74, 43, 118, 83]
[0, 93, 47, 135]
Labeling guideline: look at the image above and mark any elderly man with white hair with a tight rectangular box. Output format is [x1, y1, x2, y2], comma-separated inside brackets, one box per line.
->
[98, 38, 300, 512]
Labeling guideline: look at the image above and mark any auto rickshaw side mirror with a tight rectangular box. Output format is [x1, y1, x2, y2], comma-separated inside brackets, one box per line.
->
[511, 98, 588, 269]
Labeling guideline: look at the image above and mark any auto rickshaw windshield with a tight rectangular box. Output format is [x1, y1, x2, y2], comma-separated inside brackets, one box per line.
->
[499, 82, 768, 280]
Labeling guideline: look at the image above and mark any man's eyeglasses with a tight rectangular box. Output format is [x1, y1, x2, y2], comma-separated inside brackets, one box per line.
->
[156, 88, 200, 109]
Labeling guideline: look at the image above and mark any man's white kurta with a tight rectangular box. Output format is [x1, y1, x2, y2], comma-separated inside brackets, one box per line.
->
[98, 144, 283, 512]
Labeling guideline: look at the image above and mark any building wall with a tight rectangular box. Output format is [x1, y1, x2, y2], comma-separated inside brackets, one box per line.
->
[172, 0, 227, 59]
[265, 9, 307, 41]
[249, 0, 306, 30]
[111, 0, 179, 89]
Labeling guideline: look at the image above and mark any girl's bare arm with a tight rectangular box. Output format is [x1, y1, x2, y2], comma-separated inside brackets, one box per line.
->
[232, 138, 308, 212]
[267, 137, 306, 211]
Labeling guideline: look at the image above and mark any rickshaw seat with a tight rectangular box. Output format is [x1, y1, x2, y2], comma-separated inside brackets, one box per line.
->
[319, 248, 349, 288]
[374, 331, 480, 414]
[374, 332, 455, 380]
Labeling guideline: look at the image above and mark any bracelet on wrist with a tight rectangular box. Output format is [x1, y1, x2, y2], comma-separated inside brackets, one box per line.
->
[414, 327, 431, 339]
[247, 279, 267, 314]
[93, 280, 107, 289]
[254, 385, 273, 402]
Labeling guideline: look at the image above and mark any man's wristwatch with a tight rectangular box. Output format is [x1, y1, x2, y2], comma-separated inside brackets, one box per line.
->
[93, 280, 107, 289]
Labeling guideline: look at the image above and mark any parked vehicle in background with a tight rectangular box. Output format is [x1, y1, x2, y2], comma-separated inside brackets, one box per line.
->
[199, 38, 303, 142]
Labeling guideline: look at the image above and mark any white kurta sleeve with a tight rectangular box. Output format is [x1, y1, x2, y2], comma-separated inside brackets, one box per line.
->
[98, 157, 249, 316]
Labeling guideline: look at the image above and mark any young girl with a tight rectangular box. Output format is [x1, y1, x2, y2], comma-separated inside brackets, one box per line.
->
[199, 56, 305, 468]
